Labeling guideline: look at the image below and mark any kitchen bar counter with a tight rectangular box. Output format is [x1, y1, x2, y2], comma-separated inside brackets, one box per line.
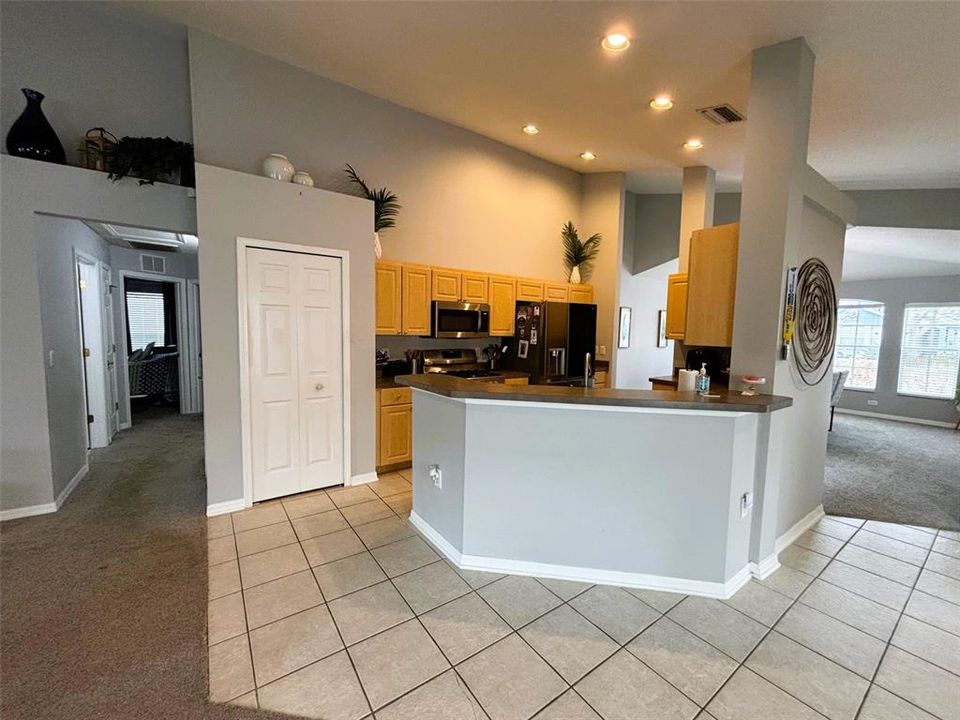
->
[397, 373, 790, 413]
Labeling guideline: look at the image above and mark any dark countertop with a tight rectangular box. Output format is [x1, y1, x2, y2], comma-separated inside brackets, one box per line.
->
[377, 370, 528, 390]
[397, 374, 792, 413]
[649, 374, 728, 389]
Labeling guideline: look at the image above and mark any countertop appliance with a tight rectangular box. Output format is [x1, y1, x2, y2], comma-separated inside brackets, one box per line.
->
[431, 301, 490, 339]
[504, 301, 597, 385]
[422, 348, 501, 380]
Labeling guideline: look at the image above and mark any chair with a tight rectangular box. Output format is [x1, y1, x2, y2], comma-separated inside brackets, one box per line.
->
[829, 370, 849, 431]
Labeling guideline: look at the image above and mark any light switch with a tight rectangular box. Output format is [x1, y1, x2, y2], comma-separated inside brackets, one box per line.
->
[740, 492, 753, 518]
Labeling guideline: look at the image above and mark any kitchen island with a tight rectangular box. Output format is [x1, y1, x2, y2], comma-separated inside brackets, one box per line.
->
[397, 373, 793, 598]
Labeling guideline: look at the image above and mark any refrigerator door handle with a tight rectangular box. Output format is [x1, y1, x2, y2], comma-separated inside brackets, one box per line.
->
[549, 347, 566, 377]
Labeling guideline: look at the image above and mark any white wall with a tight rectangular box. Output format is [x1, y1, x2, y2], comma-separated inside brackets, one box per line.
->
[615, 260, 678, 389]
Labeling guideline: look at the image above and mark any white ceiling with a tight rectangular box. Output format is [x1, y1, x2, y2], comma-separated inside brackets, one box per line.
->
[843, 226, 960, 281]
[132, 1, 960, 193]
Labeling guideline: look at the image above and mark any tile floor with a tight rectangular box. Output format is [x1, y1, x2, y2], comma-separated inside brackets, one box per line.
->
[208, 476, 960, 720]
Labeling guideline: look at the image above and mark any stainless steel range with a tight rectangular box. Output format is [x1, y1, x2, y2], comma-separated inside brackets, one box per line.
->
[422, 349, 500, 380]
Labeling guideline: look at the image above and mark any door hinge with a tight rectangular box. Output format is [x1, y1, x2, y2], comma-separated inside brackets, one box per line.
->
[115, 402, 119, 410]
[83, 347, 91, 358]
[87, 414, 94, 424]
[78, 279, 87, 289]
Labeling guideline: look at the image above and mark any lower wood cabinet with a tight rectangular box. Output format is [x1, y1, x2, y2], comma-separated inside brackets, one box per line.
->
[503, 377, 529, 386]
[377, 387, 412, 470]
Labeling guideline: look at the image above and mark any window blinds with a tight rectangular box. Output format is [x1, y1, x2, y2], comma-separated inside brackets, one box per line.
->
[897, 304, 960, 399]
[126, 292, 166, 351]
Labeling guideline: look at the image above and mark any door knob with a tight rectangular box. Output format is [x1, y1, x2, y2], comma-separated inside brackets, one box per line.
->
[315, 383, 324, 391]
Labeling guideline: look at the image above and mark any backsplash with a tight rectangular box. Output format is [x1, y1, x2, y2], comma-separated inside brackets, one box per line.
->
[375, 335, 508, 361]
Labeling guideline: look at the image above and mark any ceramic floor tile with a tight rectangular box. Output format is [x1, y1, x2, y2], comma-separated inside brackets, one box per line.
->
[328, 580, 414, 646]
[384, 492, 412, 516]
[569, 585, 659, 644]
[208, 634, 255, 703]
[826, 515, 865, 529]
[915, 567, 960, 604]
[835, 544, 920, 586]
[209, 560, 241, 600]
[312, 551, 386, 601]
[207, 514, 233, 539]
[811, 517, 858, 541]
[793, 530, 845, 557]
[208, 592, 247, 645]
[208, 535, 237, 566]
[862, 521, 935, 549]
[774, 602, 886, 678]
[231, 503, 288, 533]
[850, 529, 929, 566]
[934, 535, 960, 558]
[235, 521, 297, 558]
[239, 543, 309, 588]
[874, 646, 960, 720]
[904, 589, 960, 635]
[243, 569, 324, 630]
[941, 530, 960, 542]
[301, 528, 365, 567]
[925, 551, 960, 581]
[627, 616, 737, 706]
[228, 691, 258, 709]
[478, 575, 563, 630]
[575, 648, 699, 720]
[624, 587, 687, 613]
[352, 516, 417, 549]
[366, 473, 412, 500]
[819, 560, 911, 610]
[722, 581, 792, 627]
[446, 561, 505, 590]
[349, 619, 449, 709]
[536, 577, 594, 601]
[706, 667, 824, 720]
[519, 605, 618, 683]
[799, 578, 900, 641]
[457, 634, 566, 720]
[756, 565, 815, 599]
[858, 685, 938, 720]
[327, 484, 379, 508]
[746, 632, 868, 720]
[396, 468, 413, 482]
[249, 604, 343, 686]
[291, 509, 349, 541]
[420, 592, 512, 665]
[532, 690, 601, 720]
[891, 614, 960, 675]
[375, 669, 486, 720]
[282, 491, 336, 519]
[341, 498, 395, 527]
[371, 536, 440, 577]
[393, 561, 471, 614]
[257, 650, 369, 720]
[667, 596, 767, 661]
[779, 544, 831, 576]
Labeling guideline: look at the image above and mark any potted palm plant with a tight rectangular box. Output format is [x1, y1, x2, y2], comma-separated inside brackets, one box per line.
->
[561, 221, 601, 283]
[344, 164, 401, 259]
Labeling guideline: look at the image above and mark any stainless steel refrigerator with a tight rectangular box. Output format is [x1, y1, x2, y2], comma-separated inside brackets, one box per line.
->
[505, 301, 597, 384]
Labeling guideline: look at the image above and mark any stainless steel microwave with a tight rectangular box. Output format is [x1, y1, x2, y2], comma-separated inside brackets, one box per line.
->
[431, 301, 490, 338]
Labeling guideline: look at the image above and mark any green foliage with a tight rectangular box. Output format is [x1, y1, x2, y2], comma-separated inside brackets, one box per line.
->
[344, 163, 401, 233]
[561, 221, 601, 280]
[108, 136, 194, 187]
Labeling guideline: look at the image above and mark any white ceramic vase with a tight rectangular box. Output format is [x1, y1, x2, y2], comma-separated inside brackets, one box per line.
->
[262, 154, 295, 182]
[569, 265, 582, 284]
[292, 170, 314, 187]
[374, 232, 383, 260]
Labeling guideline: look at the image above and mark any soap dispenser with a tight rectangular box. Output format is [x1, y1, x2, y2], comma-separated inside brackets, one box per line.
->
[696, 362, 711, 395]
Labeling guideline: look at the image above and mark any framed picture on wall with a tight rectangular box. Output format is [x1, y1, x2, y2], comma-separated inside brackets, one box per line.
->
[657, 310, 668, 348]
[618, 307, 632, 348]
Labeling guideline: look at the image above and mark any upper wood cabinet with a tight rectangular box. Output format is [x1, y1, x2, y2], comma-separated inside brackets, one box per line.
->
[567, 284, 594, 303]
[401, 264, 432, 336]
[516, 278, 544, 302]
[685, 223, 739, 347]
[488, 275, 517, 337]
[665, 273, 688, 340]
[431, 268, 461, 301]
[375, 261, 402, 335]
[461, 271, 489, 303]
[544, 283, 569, 302]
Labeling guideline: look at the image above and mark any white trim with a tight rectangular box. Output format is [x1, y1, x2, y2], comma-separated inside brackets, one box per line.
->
[55, 463, 89, 508]
[186, 278, 203, 414]
[462, 397, 750, 417]
[834, 408, 954, 429]
[0, 463, 89, 521]
[411, 511, 756, 599]
[775, 504, 825, 553]
[206, 498, 248, 517]
[236, 237, 352, 507]
[75, 250, 110, 449]
[119, 421, 132, 431]
[749, 553, 781, 580]
[349, 471, 379, 486]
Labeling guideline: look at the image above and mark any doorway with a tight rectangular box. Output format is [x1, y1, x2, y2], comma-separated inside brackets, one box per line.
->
[75, 251, 112, 448]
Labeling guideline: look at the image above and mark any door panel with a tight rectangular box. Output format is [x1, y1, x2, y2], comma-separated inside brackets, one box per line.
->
[101, 264, 119, 438]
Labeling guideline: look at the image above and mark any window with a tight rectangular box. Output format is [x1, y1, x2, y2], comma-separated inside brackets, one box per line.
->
[833, 299, 884, 391]
[897, 304, 960, 399]
[126, 291, 166, 351]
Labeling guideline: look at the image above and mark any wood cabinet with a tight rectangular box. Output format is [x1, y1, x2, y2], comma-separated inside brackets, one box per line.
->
[377, 387, 412, 470]
[567, 284, 594, 303]
[650, 379, 676, 391]
[374, 262, 402, 335]
[461, 272, 489, 303]
[488, 275, 517, 336]
[593, 370, 609, 388]
[431, 268, 461, 301]
[516, 278, 544, 302]
[665, 273, 688, 340]
[503, 377, 529, 386]
[544, 283, 569, 302]
[685, 223, 739, 347]
[401, 264, 432, 336]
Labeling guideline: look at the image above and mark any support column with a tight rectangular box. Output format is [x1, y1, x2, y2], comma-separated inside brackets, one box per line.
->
[677, 166, 716, 273]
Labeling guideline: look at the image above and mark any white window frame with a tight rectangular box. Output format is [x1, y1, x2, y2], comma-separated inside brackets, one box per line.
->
[896, 302, 960, 400]
[834, 299, 885, 392]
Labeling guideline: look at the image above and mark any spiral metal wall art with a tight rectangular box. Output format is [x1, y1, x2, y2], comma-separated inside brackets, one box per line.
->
[792, 257, 837, 386]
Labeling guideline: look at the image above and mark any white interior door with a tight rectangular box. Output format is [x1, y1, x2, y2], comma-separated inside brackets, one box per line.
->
[246, 247, 344, 501]
[187, 279, 203, 413]
[100, 263, 119, 438]
[76, 257, 109, 448]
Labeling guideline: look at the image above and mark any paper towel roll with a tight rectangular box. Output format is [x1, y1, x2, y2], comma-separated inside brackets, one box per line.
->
[678, 369, 698, 392]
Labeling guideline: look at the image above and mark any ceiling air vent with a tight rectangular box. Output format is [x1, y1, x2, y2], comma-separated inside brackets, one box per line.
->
[696, 104, 745, 125]
[140, 253, 166, 273]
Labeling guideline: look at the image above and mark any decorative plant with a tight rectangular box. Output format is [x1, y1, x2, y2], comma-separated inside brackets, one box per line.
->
[343, 163, 401, 233]
[561, 221, 601, 283]
[108, 136, 195, 187]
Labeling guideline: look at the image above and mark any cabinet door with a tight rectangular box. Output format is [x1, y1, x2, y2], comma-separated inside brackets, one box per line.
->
[665, 273, 688, 340]
[544, 283, 569, 302]
[432, 268, 461, 301]
[402, 264, 432, 336]
[461, 272, 489, 303]
[515, 278, 544, 302]
[488, 275, 516, 337]
[375, 262, 402, 335]
[379, 404, 412, 466]
[567, 284, 594, 303]
[685, 223, 739, 346]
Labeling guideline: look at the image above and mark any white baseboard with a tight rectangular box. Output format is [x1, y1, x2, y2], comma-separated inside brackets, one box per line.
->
[835, 408, 954, 429]
[348, 471, 379, 487]
[0, 463, 89, 522]
[207, 498, 247, 517]
[55, 463, 88, 509]
[749, 553, 781, 580]
[119, 421, 132, 431]
[411, 511, 756, 600]
[776, 504, 825, 553]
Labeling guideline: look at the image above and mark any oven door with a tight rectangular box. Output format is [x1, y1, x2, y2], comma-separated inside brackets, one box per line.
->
[432, 301, 490, 338]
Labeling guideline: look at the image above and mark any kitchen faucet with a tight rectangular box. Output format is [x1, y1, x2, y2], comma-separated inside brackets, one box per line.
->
[584, 352, 594, 388]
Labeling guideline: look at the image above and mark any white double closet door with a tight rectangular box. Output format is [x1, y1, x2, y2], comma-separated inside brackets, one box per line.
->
[246, 247, 345, 502]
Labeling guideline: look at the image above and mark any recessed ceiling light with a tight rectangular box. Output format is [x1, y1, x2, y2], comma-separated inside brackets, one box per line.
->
[601, 33, 630, 51]
[683, 138, 704, 149]
[650, 96, 674, 111]
[522, 124, 540, 135]
[580, 151, 597, 161]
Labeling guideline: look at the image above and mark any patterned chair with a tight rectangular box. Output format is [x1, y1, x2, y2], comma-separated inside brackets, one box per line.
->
[829, 370, 849, 431]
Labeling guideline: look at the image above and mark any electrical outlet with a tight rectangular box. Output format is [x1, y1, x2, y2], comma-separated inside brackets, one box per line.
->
[740, 491, 753, 518]
[599, 345, 607, 356]
[428, 464, 442, 489]
[867, 400, 878, 406]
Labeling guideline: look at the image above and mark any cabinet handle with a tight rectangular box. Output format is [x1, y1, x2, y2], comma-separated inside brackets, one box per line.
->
[315, 383, 324, 391]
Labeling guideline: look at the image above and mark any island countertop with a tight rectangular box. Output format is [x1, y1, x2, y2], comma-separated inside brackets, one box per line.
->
[397, 373, 792, 413]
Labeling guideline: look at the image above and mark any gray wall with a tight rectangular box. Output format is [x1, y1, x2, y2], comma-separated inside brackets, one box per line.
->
[193, 164, 374, 506]
[837, 275, 960, 424]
